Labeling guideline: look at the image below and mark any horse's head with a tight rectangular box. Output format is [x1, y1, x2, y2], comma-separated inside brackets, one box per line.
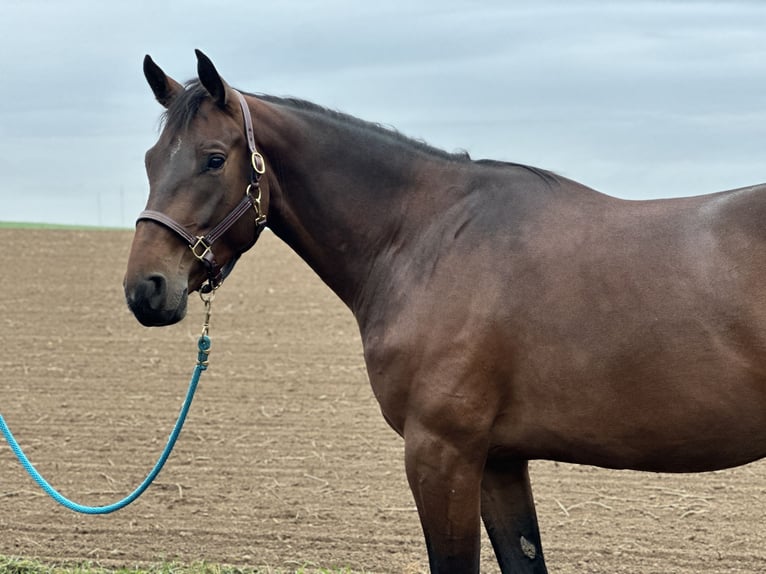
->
[125, 50, 267, 326]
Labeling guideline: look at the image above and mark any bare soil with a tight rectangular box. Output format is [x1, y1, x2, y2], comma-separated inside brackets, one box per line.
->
[1, 229, 764, 573]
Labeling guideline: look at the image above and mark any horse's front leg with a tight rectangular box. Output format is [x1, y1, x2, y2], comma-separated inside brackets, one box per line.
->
[481, 459, 548, 573]
[404, 419, 487, 573]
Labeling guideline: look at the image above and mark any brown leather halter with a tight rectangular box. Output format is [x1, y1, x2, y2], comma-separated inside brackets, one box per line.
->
[136, 90, 267, 293]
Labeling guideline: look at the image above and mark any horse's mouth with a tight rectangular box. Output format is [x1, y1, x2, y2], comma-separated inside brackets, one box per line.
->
[124, 273, 189, 327]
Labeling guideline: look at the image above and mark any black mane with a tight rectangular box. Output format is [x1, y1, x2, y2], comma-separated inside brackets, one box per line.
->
[161, 80, 211, 131]
[256, 93, 474, 163]
[162, 80, 557, 184]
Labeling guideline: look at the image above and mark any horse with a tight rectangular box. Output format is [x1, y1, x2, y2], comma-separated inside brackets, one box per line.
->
[124, 50, 766, 573]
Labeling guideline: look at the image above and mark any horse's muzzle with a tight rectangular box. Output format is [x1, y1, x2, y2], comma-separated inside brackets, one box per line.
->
[125, 273, 188, 326]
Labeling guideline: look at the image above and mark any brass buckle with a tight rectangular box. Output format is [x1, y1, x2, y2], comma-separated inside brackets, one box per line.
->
[251, 152, 266, 175]
[190, 236, 212, 262]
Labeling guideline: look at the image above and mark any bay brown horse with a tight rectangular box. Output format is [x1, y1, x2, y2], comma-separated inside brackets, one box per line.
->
[124, 51, 766, 573]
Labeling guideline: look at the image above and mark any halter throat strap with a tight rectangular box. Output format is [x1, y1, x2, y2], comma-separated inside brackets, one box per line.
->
[136, 90, 267, 293]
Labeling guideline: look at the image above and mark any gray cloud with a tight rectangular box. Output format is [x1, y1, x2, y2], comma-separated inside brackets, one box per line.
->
[1, 0, 765, 225]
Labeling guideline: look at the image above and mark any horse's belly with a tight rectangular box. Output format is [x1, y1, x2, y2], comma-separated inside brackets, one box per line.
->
[493, 369, 766, 473]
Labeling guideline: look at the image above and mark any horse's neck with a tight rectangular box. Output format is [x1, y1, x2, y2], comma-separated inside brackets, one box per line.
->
[255, 99, 460, 309]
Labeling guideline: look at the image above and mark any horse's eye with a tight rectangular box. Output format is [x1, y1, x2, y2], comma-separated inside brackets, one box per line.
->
[206, 154, 226, 170]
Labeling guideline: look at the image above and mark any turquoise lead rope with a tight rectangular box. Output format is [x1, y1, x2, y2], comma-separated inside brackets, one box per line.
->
[0, 294, 215, 515]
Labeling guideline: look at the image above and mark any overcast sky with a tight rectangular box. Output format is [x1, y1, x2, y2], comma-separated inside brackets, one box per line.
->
[1, 1, 765, 227]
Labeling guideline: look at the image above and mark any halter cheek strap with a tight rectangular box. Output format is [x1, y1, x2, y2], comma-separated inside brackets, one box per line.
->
[137, 90, 267, 293]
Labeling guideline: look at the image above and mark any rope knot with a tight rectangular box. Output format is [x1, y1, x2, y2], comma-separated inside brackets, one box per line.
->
[197, 334, 211, 368]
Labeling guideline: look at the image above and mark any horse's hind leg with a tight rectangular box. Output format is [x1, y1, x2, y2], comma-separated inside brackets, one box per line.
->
[481, 459, 548, 573]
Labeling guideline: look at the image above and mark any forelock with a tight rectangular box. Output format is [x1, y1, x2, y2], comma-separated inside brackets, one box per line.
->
[161, 80, 214, 131]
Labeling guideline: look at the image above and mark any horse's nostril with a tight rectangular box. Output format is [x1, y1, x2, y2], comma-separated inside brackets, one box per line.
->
[126, 273, 168, 312]
[146, 273, 167, 301]
[135, 273, 171, 313]
[126, 272, 187, 327]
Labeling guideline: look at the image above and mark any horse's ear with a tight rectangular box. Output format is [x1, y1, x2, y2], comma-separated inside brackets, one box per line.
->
[143, 55, 182, 109]
[195, 49, 228, 108]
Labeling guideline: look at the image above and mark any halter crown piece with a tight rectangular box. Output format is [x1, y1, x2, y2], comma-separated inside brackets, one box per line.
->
[136, 90, 267, 293]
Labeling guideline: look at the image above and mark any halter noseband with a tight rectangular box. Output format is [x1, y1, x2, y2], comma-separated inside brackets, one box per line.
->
[136, 91, 267, 293]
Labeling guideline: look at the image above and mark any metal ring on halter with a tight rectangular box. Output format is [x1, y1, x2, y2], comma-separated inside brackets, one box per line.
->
[251, 151, 266, 175]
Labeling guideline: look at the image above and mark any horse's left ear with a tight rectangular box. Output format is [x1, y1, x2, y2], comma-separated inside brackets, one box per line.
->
[195, 49, 228, 108]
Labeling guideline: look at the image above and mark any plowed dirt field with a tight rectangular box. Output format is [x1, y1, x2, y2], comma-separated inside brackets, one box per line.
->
[1, 229, 764, 573]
